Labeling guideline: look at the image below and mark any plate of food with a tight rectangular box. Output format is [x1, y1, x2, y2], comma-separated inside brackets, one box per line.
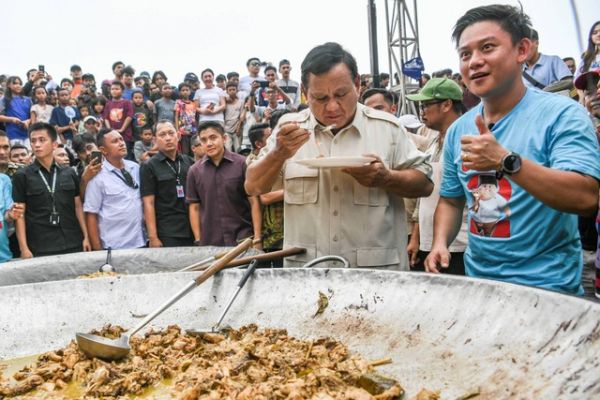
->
[296, 156, 376, 168]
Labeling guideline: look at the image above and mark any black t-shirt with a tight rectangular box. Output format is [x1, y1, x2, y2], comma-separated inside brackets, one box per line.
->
[140, 152, 194, 239]
[12, 162, 83, 255]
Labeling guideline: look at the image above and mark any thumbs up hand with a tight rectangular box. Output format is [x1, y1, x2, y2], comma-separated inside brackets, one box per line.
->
[460, 114, 509, 171]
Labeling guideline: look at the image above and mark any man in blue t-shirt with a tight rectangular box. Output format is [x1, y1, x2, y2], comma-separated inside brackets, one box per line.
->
[425, 5, 600, 295]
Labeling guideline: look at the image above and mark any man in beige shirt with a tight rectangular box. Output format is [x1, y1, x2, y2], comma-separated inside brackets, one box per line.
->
[245, 42, 433, 268]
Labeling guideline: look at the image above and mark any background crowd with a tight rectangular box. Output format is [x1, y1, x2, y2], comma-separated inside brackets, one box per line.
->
[0, 18, 598, 297]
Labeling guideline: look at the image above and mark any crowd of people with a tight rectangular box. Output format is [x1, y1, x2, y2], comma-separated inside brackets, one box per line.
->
[0, 5, 598, 297]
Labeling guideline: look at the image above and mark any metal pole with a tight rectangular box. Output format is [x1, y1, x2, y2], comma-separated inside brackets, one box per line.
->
[367, 0, 380, 88]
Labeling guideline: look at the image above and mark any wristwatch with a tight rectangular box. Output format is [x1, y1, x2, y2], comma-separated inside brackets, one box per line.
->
[500, 152, 522, 175]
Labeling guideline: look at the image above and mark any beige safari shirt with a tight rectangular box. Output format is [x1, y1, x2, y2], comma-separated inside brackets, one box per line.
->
[261, 103, 432, 269]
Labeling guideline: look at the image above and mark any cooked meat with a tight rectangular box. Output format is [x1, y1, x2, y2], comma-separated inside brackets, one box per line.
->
[0, 324, 412, 399]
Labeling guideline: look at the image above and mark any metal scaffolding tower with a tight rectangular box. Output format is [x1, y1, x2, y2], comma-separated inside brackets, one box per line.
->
[384, 0, 420, 115]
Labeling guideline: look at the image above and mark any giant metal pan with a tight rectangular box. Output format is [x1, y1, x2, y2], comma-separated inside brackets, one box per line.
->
[1, 269, 599, 399]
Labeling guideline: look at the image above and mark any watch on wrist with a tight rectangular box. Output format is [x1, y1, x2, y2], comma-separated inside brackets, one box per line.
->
[500, 151, 522, 175]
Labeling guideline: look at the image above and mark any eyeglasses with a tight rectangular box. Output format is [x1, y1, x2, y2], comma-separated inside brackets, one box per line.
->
[419, 100, 445, 111]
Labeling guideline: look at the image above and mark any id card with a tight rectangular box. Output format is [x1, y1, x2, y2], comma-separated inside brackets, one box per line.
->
[49, 212, 60, 226]
[176, 185, 185, 198]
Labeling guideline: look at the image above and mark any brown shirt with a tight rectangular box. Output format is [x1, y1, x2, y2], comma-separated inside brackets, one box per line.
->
[186, 149, 253, 246]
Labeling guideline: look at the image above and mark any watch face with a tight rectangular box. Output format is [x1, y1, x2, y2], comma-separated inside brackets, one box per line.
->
[504, 153, 521, 174]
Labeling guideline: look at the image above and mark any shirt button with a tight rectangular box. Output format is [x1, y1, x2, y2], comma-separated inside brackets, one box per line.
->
[332, 235, 339, 242]
[333, 185, 339, 192]
[333, 210, 338, 216]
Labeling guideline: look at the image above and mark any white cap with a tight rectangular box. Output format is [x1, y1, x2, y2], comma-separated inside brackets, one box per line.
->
[398, 114, 422, 129]
[83, 115, 97, 123]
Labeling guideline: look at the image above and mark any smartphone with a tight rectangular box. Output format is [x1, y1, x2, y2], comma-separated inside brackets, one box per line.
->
[90, 151, 102, 164]
[38, 65, 45, 73]
[258, 80, 269, 88]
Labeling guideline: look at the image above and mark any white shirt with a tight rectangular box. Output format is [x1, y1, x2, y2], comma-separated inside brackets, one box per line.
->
[83, 159, 145, 249]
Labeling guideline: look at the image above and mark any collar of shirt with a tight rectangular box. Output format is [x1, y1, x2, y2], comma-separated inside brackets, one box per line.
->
[524, 53, 546, 71]
[201, 148, 235, 166]
[154, 151, 182, 163]
[307, 102, 366, 138]
[31, 159, 58, 173]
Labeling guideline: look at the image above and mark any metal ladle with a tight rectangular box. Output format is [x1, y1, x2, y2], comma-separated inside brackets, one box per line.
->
[75, 237, 253, 361]
[98, 248, 114, 273]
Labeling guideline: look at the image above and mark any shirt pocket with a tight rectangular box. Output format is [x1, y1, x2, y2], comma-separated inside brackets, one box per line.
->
[284, 162, 319, 205]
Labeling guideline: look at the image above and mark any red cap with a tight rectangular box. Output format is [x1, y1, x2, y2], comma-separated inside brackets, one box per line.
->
[574, 68, 600, 90]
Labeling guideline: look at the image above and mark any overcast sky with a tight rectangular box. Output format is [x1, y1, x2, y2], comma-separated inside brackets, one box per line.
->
[1, 0, 597, 85]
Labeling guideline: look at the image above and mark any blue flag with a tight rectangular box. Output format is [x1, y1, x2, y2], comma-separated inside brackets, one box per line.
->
[402, 56, 425, 81]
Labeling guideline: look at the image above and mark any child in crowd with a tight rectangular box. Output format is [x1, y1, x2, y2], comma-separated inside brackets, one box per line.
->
[30, 86, 53, 124]
[50, 87, 80, 144]
[48, 89, 59, 107]
[134, 126, 157, 163]
[153, 83, 176, 123]
[82, 116, 99, 136]
[103, 81, 134, 158]
[90, 97, 106, 127]
[132, 89, 153, 143]
[0, 76, 32, 145]
[174, 83, 197, 156]
[77, 104, 91, 134]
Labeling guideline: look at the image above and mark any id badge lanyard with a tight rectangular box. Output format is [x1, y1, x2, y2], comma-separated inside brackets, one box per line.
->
[38, 168, 59, 223]
[166, 160, 185, 198]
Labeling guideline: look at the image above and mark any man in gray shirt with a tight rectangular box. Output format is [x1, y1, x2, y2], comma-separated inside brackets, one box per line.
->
[153, 84, 176, 124]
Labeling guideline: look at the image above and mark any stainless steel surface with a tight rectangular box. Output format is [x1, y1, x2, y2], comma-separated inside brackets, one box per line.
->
[302, 255, 350, 268]
[97, 248, 114, 273]
[74, 239, 253, 360]
[0, 246, 262, 286]
[75, 280, 197, 360]
[2, 269, 599, 398]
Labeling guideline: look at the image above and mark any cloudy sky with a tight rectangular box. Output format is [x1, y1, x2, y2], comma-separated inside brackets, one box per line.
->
[1, 0, 597, 84]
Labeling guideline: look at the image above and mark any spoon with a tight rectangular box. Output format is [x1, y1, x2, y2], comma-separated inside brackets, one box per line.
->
[98, 248, 114, 273]
[75, 238, 253, 361]
[314, 124, 336, 158]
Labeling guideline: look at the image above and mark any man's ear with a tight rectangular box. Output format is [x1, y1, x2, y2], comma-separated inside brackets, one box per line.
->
[516, 37, 532, 64]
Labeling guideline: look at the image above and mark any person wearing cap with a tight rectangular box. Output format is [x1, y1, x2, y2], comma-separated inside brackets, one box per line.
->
[277, 59, 301, 110]
[82, 115, 99, 136]
[70, 65, 83, 98]
[424, 4, 600, 295]
[406, 78, 469, 275]
[245, 42, 432, 269]
[574, 67, 600, 140]
[184, 72, 200, 97]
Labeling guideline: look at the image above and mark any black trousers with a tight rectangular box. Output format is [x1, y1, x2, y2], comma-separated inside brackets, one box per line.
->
[34, 245, 83, 258]
[410, 250, 466, 276]
[159, 236, 195, 247]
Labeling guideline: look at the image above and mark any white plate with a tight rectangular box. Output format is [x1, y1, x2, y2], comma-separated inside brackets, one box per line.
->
[296, 156, 376, 168]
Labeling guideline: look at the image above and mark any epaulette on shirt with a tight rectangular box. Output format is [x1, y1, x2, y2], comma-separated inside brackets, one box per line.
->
[362, 106, 401, 127]
[276, 108, 310, 128]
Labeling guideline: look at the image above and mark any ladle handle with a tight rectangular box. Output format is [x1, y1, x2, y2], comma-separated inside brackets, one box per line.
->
[194, 238, 254, 285]
[127, 238, 253, 338]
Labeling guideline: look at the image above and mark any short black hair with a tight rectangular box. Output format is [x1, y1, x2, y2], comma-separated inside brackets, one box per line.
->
[178, 82, 191, 91]
[380, 72, 390, 80]
[57, 87, 70, 95]
[0, 130, 7, 139]
[562, 56, 575, 63]
[198, 121, 225, 135]
[248, 123, 269, 149]
[70, 64, 82, 72]
[227, 72, 239, 80]
[225, 82, 238, 89]
[28, 122, 58, 141]
[452, 4, 532, 47]
[529, 28, 539, 41]
[216, 74, 226, 82]
[111, 81, 125, 90]
[279, 59, 290, 67]
[190, 134, 200, 147]
[96, 128, 115, 147]
[72, 132, 97, 154]
[61, 78, 74, 86]
[201, 68, 214, 78]
[301, 42, 358, 88]
[264, 65, 277, 74]
[10, 143, 28, 153]
[112, 61, 124, 71]
[361, 88, 397, 106]
[269, 109, 291, 130]
[122, 65, 135, 76]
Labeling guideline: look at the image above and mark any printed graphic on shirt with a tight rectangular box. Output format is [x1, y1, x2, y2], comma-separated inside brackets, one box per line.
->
[467, 172, 512, 237]
[109, 107, 123, 123]
[134, 112, 147, 127]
